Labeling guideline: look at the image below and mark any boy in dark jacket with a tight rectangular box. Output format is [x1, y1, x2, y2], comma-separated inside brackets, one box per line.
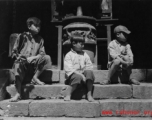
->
[10, 17, 52, 102]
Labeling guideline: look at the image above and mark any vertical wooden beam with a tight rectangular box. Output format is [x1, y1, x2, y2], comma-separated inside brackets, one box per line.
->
[105, 24, 113, 61]
[94, 44, 98, 69]
[56, 25, 63, 70]
[105, 24, 113, 45]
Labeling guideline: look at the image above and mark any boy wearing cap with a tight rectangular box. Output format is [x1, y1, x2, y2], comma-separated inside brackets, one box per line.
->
[10, 17, 52, 102]
[64, 32, 95, 102]
[101, 25, 140, 85]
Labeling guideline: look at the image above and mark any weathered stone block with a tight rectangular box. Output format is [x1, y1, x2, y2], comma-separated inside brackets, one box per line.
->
[146, 69, 152, 82]
[39, 70, 60, 83]
[93, 84, 132, 99]
[0, 100, 30, 117]
[133, 83, 152, 99]
[93, 70, 108, 84]
[100, 99, 152, 117]
[6, 84, 65, 99]
[29, 99, 100, 117]
[29, 100, 65, 117]
[64, 100, 100, 117]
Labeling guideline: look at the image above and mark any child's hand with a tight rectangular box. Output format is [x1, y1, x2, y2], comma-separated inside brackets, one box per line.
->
[16, 55, 26, 60]
[80, 74, 86, 82]
[27, 56, 37, 62]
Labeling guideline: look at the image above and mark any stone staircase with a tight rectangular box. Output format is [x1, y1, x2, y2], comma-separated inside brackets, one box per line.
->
[1, 69, 152, 118]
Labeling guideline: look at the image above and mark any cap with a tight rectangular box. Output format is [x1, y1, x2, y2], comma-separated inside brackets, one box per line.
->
[114, 25, 131, 34]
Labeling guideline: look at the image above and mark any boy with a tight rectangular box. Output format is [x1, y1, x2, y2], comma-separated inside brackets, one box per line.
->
[64, 32, 95, 102]
[10, 17, 52, 102]
[101, 25, 140, 85]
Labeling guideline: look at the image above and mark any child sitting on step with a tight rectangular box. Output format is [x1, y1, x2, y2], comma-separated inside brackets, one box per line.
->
[10, 17, 52, 102]
[64, 32, 95, 102]
[101, 25, 140, 85]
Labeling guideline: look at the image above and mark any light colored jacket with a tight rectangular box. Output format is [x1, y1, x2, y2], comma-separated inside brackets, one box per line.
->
[108, 40, 133, 67]
[64, 49, 93, 77]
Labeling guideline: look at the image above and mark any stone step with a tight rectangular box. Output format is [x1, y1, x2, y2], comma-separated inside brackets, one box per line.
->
[59, 69, 146, 84]
[5, 69, 146, 84]
[1, 117, 152, 120]
[0, 69, 147, 101]
[6, 83, 152, 99]
[1, 99, 152, 117]
[8, 69, 60, 84]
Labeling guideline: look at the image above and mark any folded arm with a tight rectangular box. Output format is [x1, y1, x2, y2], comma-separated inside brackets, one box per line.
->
[64, 54, 76, 77]
[85, 53, 93, 70]
[126, 44, 134, 64]
[11, 35, 21, 59]
[108, 42, 128, 65]
[36, 38, 46, 58]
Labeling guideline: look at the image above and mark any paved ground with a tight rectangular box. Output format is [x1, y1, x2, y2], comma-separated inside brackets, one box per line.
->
[0, 117, 152, 120]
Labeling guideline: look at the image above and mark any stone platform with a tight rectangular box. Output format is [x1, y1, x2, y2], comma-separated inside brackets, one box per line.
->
[2, 69, 147, 84]
[1, 117, 152, 120]
[1, 69, 152, 118]
[2, 83, 152, 117]
[1, 99, 152, 117]
[6, 83, 152, 99]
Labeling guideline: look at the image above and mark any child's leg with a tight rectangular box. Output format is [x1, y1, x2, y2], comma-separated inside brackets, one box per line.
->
[122, 55, 132, 69]
[32, 55, 52, 85]
[10, 62, 25, 102]
[101, 59, 121, 85]
[10, 76, 21, 102]
[64, 84, 77, 101]
[123, 56, 140, 85]
[86, 80, 95, 102]
[126, 66, 140, 85]
[64, 73, 82, 101]
[83, 70, 95, 102]
[32, 70, 45, 85]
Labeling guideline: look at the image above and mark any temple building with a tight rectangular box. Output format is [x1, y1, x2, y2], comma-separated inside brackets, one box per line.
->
[0, 1, 152, 118]
[0, 0, 151, 69]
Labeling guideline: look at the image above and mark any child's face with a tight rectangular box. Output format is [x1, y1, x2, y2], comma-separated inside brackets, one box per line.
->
[72, 40, 84, 52]
[116, 32, 128, 42]
[28, 24, 40, 35]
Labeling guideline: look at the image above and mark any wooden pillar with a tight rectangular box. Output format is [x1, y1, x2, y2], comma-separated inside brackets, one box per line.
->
[56, 25, 63, 70]
[105, 24, 113, 45]
[105, 24, 113, 60]
[94, 44, 98, 69]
